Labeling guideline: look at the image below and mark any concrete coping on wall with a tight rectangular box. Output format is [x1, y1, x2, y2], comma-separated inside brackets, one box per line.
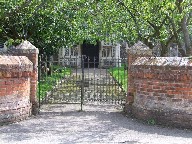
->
[132, 57, 192, 66]
[10, 40, 39, 54]
[127, 41, 153, 55]
[0, 55, 33, 73]
[127, 56, 192, 129]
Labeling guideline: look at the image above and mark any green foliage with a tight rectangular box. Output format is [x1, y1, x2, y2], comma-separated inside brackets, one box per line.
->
[109, 65, 128, 92]
[0, 0, 191, 55]
[38, 65, 71, 100]
[5, 38, 23, 47]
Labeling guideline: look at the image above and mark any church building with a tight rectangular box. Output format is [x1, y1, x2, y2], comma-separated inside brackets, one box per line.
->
[58, 41, 128, 68]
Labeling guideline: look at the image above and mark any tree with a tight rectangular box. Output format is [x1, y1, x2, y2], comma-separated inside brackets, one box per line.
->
[0, 1, 98, 54]
[1, 0, 192, 56]
[105, 0, 192, 56]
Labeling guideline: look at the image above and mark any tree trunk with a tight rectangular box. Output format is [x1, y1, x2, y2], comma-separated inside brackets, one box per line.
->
[160, 43, 168, 56]
[181, 16, 192, 56]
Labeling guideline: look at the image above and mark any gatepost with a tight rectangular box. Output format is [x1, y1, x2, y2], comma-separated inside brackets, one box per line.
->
[126, 41, 153, 114]
[10, 41, 39, 115]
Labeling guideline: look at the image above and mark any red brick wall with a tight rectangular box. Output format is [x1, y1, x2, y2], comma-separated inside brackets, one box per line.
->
[127, 50, 152, 105]
[10, 41, 39, 114]
[0, 77, 30, 97]
[0, 56, 33, 125]
[127, 57, 192, 129]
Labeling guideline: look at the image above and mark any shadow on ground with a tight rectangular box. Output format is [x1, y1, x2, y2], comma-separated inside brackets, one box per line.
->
[0, 104, 192, 144]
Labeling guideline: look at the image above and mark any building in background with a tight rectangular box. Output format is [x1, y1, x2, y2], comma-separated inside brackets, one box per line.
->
[58, 41, 128, 68]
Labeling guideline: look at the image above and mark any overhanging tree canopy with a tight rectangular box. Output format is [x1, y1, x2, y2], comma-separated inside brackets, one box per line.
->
[0, 0, 191, 56]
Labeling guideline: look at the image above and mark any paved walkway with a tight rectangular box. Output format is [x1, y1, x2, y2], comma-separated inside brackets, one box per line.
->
[45, 68, 125, 104]
[0, 104, 192, 144]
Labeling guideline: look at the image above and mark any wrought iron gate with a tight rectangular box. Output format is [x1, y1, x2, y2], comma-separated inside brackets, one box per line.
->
[38, 55, 127, 107]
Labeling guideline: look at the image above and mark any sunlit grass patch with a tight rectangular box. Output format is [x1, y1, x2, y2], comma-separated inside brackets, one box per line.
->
[109, 65, 128, 92]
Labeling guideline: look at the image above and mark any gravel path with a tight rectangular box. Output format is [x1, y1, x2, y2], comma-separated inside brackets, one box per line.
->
[44, 68, 125, 104]
[0, 104, 192, 144]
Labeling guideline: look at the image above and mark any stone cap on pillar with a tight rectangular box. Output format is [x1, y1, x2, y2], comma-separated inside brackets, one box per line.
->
[11, 40, 39, 54]
[0, 55, 33, 78]
[127, 41, 152, 56]
[0, 55, 33, 72]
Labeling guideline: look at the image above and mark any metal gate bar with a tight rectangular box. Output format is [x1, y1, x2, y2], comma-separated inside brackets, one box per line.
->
[38, 55, 127, 106]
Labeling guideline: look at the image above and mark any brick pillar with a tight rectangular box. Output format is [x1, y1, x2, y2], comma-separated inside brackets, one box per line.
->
[0, 56, 33, 124]
[10, 41, 39, 115]
[127, 52, 137, 105]
[125, 41, 153, 114]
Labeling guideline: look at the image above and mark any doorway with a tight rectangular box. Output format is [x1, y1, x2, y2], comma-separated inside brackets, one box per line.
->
[81, 41, 99, 68]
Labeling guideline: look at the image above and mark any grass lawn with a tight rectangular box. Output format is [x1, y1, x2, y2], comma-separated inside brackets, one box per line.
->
[109, 65, 128, 92]
[38, 65, 71, 101]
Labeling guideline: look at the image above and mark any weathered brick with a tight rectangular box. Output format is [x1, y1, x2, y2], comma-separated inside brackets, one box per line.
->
[172, 98, 182, 102]
[183, 95, 192, 100]
[188, 91, 192, 95]
[152, 86, 161, 90]
[0, 41, 38, 124]
[157, 97, 164, 101]
[126, 56, 192, 129]
[176, 87, 192, 91]
[0, 80, 5, 85]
